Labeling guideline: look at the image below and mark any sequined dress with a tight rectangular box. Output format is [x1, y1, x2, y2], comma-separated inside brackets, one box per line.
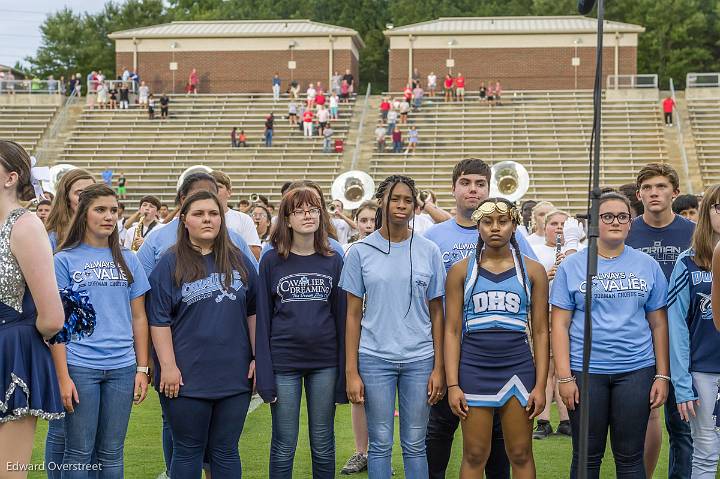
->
[0, 208, 64, 423]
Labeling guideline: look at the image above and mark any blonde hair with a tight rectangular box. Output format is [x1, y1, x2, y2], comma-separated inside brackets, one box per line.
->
[529, 201, 555, 234]
[691, 184, 720, 270]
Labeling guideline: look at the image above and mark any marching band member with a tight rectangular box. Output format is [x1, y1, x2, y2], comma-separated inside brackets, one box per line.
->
[122, 195, 162, 251]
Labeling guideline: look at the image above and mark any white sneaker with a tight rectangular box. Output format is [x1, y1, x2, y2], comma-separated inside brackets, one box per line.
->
[156, 471, 170, 479]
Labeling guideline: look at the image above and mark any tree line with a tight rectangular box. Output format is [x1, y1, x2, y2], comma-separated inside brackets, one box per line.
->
[21, 0, 720, 91]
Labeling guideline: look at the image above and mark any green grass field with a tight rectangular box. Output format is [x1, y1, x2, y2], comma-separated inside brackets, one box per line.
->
[28, 393, 673, 478]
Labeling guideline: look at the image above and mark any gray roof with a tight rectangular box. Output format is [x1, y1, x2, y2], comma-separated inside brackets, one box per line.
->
[110, 20, 363, 46]
[385, 16, 645, 36]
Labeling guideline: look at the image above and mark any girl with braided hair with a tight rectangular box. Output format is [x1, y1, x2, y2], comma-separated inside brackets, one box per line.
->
[444, 197, 549, 478]
[340, 175, 445, 478]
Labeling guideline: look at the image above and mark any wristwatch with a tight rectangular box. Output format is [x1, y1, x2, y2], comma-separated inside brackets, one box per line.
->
[136, 366, 150, 375]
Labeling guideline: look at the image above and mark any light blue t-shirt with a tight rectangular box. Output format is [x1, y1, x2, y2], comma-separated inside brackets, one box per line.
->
[55, 243, 150, 370]
[339, 230, 445, 362]
[550, 246, 668, 374]
[137, 217, 258, 276]
[424, 219, 538, 272]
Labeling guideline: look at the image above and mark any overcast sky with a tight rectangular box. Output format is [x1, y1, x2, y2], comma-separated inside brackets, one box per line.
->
[0, 1, 107, 68]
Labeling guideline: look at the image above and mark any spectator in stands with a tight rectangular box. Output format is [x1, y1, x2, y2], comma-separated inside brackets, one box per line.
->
[137, 81, 149, 107]
[323, 123, 334, 153]
[48, 75, 57, 94]
[306, 83, 317, 109]
[663, 96, 676, 127]
[412, 68, 421, 89]
[102, 168, 113, 187]
[317, 105, 330, 136]
[35, 199, 52, 224]
[158, 203, 170, 223]
[386, 108, 398, 135]
[479, 81, 487, 103]
[494, 80, 503, 106]
[288, 100, 298, 126]
[289, 80, 300, 99]
[117, 172, 127, 200]
[265, 113, 275, 147]
[392, 127, 403, 153]
[455, 73, 465, 102]
[673, 193, 699, 222]
[316, 88, 326, 109]
[231, 127, 239, 147]
[119, 83, 130, 109]
[73, 73, 81, 96]
[188, 68, 199, 94]
[96, 81, 108, 109]
[239, 129, 248, 147]
[343, 69, 354, 95]
[109, 84, 119, 109]
[407, 126, 418, 154]
[427, 71, 437, 97]
[272, 73, 281, 101]
[329, 92, 339, 120]
[341, 79, 350, 103]
[332, 71, 343, 95]
[380, 97, 391, 122]
[375, 121, 386, 152]
[487, 83, 495, 106]
[403, 83, 413, 103]
[444, 74, 454, 102]
[148, 94, 156, 119]
[618, 182, 644, 218]
[399, 98, 410, 124]
[412, 83, 424, 111]
[160, 93, 170, 119]
[252, 205, 272, 246]
[303, 107, 314, 137]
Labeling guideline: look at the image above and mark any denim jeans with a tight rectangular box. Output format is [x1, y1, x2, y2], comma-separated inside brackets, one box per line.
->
[270, 367, 337, 479]
[665, 383, 693, 479]
[265, 129, 273, 147]
[61, 364, 135, 479]
[359, 353, 434, 479]
[687, 372, 720, 478]
[323, 138, 332, 153]
[161, 392, 251, 479]
[393, 141, 403, 153]
[426, 395, 509, 479]
[568, 366, 654, 479]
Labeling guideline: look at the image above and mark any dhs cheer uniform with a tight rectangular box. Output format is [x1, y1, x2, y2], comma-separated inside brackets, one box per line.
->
[460, 251, 535, 408]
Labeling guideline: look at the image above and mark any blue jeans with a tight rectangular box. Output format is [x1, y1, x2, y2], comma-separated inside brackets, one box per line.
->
[359, 353, 434, 479]
[386, 122, 396, 135]
[665, 384, 693, 478]
[270, 367, 337, 479]
[61, 364, 135, 479]
[265, 129, 273, 147]
[323, 137, 332, 153]
[161, 392, 251, 479]
[393, 141, 403, 153]
[687, 372, 719, 478]
[45, 419, 65, 478]
[568, 366, 654, 479]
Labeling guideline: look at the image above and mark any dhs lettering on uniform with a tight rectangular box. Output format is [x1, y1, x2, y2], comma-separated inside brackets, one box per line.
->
[471, 291, 521, 314]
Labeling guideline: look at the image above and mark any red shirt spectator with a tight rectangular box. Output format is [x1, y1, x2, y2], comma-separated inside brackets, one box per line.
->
[456, 76, 465, 89]
[316, 91, 326, 106]
[444, 76, 454, 89]
[303, 110, 314, 123]
[380, 100, 391, 112]
[663, 97, 675, 113]
[404, 86, 412, 101]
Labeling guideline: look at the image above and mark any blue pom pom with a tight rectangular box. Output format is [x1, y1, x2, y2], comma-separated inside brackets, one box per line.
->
[48, 289, 97, 345]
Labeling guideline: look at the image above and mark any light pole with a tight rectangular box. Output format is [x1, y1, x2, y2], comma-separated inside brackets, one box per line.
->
[288, 40, 297, 83]
[169, 42, 177, 94]
[447, 39, 456, 74]
[573, 38, 582, 89]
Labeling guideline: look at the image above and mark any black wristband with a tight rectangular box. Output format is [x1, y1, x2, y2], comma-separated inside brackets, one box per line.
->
[447, 384, 459, 389]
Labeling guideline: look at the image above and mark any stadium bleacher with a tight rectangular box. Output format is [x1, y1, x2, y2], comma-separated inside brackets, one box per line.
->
[686, 97, 720, 188]
[0, 103, 59, 154]
[60, 93, 356, 207]
[369, 90, 668, 213]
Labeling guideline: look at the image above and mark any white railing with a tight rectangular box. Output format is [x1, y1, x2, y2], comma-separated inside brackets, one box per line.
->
[0, 79, 65, 95]
[606, 74, 658, 89]
[86, 79, 138, 94]
[351, 83, 372, 170]
[669, 78, 693, 194]
[686, 73, 720, 88]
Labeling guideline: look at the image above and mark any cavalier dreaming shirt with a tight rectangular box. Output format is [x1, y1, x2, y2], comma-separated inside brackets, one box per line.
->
[550, 246, 667, 374]
[424, 219, 538, 272]
[147, 252, 258, 399]
[626, 214, 695, 280]
[54, 244, 150, 369]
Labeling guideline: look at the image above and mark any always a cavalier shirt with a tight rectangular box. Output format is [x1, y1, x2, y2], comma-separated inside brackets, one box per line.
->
[255, 250, 346, 403]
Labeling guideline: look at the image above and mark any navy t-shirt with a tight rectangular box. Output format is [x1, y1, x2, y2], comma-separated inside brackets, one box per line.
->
[255, 249, 346, 403]
[626, 214, 695, 280]
[147, 251, 258, 399]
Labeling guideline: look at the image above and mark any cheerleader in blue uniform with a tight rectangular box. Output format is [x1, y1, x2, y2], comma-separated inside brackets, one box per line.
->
[0, 140, 65, 475]
[445, 198, 549, 479]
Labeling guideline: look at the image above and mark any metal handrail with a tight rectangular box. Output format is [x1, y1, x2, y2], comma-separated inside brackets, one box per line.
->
[86, 80, 138, 94]
[351, 83, 372, 170]
[686, 73, 720, 88]
[0, 79, 65, 95]
[606, 74, 658, 89]
[669, 78, 693, 194]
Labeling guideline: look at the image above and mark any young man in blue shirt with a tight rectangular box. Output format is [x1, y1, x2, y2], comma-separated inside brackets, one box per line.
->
[424, 159, 538, 479]
[626, 163, 695, 479]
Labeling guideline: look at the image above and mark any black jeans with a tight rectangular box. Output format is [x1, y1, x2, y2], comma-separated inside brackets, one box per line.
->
[568, 366, 654, 479]
[426, 395, 510, 479]
[664, 112, 673, 125]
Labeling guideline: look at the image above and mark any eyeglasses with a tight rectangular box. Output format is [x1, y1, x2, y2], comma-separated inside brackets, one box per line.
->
[599, 213, 631, 224]
[290, 208, 321, 218]
[711, 203, 720, 214]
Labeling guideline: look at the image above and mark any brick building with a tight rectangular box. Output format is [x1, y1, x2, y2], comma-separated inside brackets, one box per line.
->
[110, 20, 364, 94]
[384, 16, 644, 91]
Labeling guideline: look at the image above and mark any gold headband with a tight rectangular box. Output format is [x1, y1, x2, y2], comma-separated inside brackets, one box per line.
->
[471, 201, 522, 224]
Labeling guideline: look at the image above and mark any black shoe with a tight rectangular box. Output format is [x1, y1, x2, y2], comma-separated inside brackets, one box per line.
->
[557, 420, 572, 436]
[532, 420, 553, 439]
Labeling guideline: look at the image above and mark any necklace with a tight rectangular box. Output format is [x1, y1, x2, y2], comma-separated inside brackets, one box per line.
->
[598, 251, 620, 259]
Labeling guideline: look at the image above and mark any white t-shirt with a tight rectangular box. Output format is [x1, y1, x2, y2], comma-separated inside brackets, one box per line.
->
[427, 74, 437, 87]
[138, 85, 149, 100]
[332, 217, 353, 245]
[317, 109, 330, 122]
[123, 221, 164, 249]
[225, 209, 261, 247]
[412, 213, 435, 236]
[527, 233, 545, 246]
[329, 96, 339, 108]
[306, 87, 316, 99]
[532, 242, 561, 272]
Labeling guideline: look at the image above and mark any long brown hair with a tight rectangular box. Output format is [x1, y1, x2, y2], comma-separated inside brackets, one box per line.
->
[172, 190, 247, 289]
[271, 187, 333, 259]
[691, 184, 720, 270]
[0, 140, 35, 201]
[46, 168, 95, 246]
[57, 183, 134, 284]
